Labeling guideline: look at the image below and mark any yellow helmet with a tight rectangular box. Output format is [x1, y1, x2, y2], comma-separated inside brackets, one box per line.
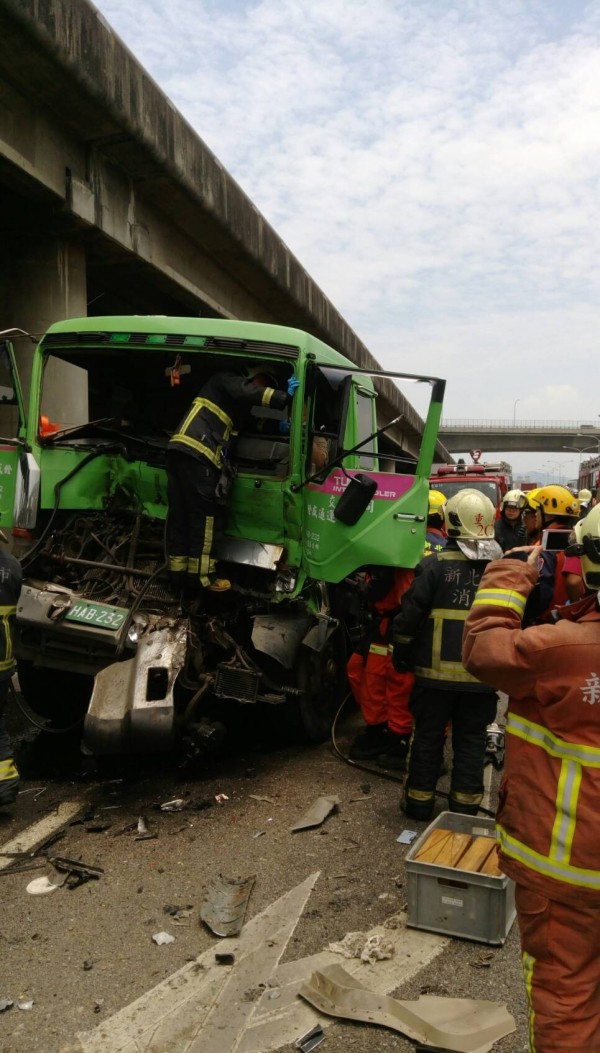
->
[535, 484, 580, 520]
[428, 489, 446, 521]
[524, 487, 542, 510]
[573, 505, 600, 588]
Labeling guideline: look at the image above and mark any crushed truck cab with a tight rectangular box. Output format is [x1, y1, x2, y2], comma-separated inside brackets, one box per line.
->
[1, 317, 445, 756]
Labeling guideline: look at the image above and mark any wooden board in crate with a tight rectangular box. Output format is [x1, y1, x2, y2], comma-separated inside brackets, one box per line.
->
[413, 827, 502, 876]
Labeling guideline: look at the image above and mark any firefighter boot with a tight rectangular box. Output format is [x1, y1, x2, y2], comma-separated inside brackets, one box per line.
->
[377, 732, 410, 771]
[348, 723, 389, 760]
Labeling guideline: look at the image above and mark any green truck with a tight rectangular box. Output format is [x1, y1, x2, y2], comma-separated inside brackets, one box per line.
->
[0, 317, 444, 756]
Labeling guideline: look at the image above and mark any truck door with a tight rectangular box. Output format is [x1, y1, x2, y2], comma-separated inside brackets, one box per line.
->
[0, 338, 27, 532]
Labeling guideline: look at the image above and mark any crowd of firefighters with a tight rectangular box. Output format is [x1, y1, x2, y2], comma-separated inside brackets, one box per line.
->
[346, 479, 600, 1052]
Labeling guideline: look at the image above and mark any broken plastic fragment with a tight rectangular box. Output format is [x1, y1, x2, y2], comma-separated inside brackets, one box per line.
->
[0, 998, 13, 1012]
[328, 932, 394, 964]
[215, 794, 229, 804]
[200, 872, 256, 937]
[291, 795, 340, 832]
[26, 876, 61, 895]
[135, 816, 157, 841]
[17, 1000, 33, 1010]
[152, 931, 175, 946]
[160, 799, 185, 812]
[396, 829, 418, 844]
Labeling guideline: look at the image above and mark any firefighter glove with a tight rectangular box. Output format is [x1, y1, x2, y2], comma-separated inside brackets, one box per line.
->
[287, 375, 300, 397]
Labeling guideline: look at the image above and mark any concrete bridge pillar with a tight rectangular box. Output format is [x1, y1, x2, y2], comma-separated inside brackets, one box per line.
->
[1, 236, 87, 425]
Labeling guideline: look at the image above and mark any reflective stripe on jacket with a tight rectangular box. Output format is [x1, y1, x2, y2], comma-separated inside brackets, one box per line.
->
[168, 371, 288, 468]
[391, 543, 495, 691]
[0, 551, 22, 681]
[463, 556, 600, 906]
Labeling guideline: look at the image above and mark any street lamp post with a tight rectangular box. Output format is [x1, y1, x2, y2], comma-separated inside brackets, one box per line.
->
[512, 398, 521, 425]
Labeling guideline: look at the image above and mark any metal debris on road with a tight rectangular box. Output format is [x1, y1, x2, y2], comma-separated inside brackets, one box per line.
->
[291, 795, 340, 832]
[200, 872, 256, 937]
[296, 1023, 326, 1052]
[215, 793, 229, 804]
[48, 855, 104, 888]
[134, 815, 157, 841]
[299, 963, 516, 1051]
[0, 998, 13, 1012]
[152, 931, 175, 946]
[17, 1000, 34, 1010]
[160, 799, 186, 812]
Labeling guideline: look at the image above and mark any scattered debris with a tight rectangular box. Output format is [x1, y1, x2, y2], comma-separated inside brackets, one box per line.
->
[160, 799, 185, 812]
[328, 932, 394, 964]
[299, 963, 516, 1051]
[296, 1023, 326, 1052]
[248, 794, 278, 805]
[252, 830, 266, 839]
[93, 999, 105, 1013]
[200, 872, 256, 937]
[134, 816, 157, 841]
[152, 931, 175, 946]
[291, 795, 340, 832]
[396, 829, 418, 845]
[0, 998, 13, 1012]
[26, 876, 62, 896]
[164, 904, 193, 920]
[470, 952, 495, 969]
[83, 959, 95, 971]
[215, 952, 235, 966]
[48, 855, 104, 888]
[85, 822, 112, 834]
[17, 1000, 33, 1010]
[215, 793, 229, 804]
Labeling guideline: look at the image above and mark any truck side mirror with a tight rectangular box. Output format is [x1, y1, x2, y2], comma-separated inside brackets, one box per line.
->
[333, 473, 377, 525]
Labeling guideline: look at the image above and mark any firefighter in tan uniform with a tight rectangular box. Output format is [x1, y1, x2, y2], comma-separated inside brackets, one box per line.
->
[463, 504, 600, 1053]
[0, 544, 22, 806]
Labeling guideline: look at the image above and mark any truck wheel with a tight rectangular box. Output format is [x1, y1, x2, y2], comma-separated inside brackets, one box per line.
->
[16, 660, 92, 730]
[297, 629, 348, 743]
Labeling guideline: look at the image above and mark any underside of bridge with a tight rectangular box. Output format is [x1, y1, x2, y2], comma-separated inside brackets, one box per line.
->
[0, 0, 450, 463]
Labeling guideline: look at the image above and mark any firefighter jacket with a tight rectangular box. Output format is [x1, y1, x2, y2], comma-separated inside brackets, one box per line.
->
[494, 515, 526, 552]
[391, 541, 495, 692]
[168, 372, 288, 469]
[463, 556, 600, 907]
[423, 527, 447, 557]
[0, 549, 22, 682]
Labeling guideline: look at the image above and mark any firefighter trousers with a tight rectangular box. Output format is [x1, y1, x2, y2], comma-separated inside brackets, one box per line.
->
[347, 647, 413, 735]
[166, 451, 223, 589]
[516, 884, 600, 1052]
[404, 683, 496, 819]
[0, 680, 19, 805]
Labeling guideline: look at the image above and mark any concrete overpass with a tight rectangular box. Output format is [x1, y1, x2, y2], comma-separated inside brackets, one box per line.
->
[439, 420, 600, 454]
[0, 0, 449, 463]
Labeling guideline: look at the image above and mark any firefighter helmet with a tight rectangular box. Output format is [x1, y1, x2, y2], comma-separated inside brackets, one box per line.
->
[573, 504, 600, 588]
[578, 488, 593, 506]
[244, 363, 279, 387]
[524, 487, 542, 511]
[535, 484, 580, 520]
[428, 489, 446, 522]
[501, 488, 527, 511]
[444, 488, 495, 540]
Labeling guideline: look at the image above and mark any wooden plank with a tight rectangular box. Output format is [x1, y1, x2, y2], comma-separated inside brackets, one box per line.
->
[454, 835, 496, 873]
[413, 828, 453, 864]
[433, 831, 472, 868]
[480, 848, 503, 877]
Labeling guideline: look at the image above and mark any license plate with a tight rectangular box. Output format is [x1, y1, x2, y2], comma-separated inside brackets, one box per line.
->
[65, 601, 128, 631]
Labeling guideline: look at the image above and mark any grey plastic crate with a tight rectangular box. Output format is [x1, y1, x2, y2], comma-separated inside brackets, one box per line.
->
[405, 811, 516, 945]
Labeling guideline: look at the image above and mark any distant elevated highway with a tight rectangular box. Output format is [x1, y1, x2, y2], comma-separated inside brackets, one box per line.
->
[439, 420, 600, 454]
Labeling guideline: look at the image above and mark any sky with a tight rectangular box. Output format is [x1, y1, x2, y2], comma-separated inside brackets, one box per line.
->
[94, 0, 600, 481]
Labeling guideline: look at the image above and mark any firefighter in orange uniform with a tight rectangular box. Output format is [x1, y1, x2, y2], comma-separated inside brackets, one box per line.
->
[347, 566, 414, 770]
[463, 504, 600, 1053]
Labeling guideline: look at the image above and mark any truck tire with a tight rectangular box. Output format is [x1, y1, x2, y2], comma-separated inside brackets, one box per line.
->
[297, 628, 348, 743]
[16, 660, 93, 730]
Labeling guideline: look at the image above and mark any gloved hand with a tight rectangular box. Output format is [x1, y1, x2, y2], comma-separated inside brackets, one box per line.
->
[287, 375, 300, 398]
[278, 419, 291, 435]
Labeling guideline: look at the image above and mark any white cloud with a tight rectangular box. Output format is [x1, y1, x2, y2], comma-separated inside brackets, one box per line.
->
[96, 0, 600, 474]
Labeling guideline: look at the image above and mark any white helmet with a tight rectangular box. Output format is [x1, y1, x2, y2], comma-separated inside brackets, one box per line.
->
[501, 489, 527, 511]
[572, 504, 600, 589]
[444, 488, 496, 540]
[578, 488, 593, 506]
